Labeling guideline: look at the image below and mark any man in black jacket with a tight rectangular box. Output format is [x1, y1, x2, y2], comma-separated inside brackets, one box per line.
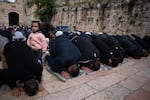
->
[72, 34, 101, 71]
[143, 36, 150, 44]
[0, 41, 44, 97]
[132, 34, 150, 53]
[114, 35, 148, 59]
[97, 32, 124, 64]
[90, 35, 120, 67]
[46, 33, 81, 78]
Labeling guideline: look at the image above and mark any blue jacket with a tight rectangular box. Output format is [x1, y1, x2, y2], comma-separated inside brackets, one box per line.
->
[47, 35, 81, 73]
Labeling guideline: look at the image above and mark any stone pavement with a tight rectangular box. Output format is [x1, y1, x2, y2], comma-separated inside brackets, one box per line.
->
[0, 56, 150, 100]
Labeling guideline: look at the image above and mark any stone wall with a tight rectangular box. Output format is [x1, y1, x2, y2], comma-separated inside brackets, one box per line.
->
[0, 0, 36, 26]
[52, 0, 150, 36]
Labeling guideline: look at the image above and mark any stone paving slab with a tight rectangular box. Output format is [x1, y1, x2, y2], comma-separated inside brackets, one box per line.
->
[116, 60, 150, 77]
[0, 85, 49, 100]
[136, 67, 150, 79]
[42, 68, 57, 82]
[87, 73, 126, 91]
[0, 55, 150, 100]
[125, 89, 150, 100]
[35, 84, 97, 100]
[119, 73, 150, 91]
[43, 74, 90, 94]
[142, 81, 150, 92]
[85, 84, 132, 100]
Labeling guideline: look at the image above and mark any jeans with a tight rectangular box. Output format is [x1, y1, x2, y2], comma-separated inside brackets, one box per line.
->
[34, 49, 42, 64]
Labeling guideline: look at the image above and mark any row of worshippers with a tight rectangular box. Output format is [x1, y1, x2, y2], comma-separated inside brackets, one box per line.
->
[0, 21, 150, 97]
[45, 31, 150, 78]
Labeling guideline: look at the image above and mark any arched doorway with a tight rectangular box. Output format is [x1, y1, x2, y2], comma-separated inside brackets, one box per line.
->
[8, 12, 19, 26]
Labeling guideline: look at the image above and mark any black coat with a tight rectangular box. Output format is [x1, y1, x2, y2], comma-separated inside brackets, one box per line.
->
[72, 35, 100, 63]
[46, 35, 81, 73]
[0, 41, 43, 88]
[98, 33, 124, 59]
[132, 35, 150, 52]
[143, 36, 150, 45]
[115, 35, 147, 58]
[90, 35, 112, 63]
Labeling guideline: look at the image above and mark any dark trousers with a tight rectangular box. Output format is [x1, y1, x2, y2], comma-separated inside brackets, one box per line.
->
[34, 49, 42, 64]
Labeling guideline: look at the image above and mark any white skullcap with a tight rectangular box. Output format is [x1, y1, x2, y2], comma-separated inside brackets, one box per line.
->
[85, 32, 92, 35]
[13, 31, 26, 41]
[98, 32, 104, 35]
[55, 31, 63, 37]
[76, 32, 81, 35]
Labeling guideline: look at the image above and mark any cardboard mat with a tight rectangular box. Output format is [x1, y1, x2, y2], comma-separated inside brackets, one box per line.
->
[47, 67, 85, 82]
[46, 58, 128, 82]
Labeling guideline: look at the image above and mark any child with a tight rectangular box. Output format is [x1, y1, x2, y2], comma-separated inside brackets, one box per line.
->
[27, 21, 47, 64]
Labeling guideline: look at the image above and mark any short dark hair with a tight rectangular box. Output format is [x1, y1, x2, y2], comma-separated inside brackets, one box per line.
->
[68, 65, 80, 77]
[111, 57, 119, 67]
[80, 60, 100, 71]
[90, 60, 101, 71]
[24, 79, 38, 96]
[31, 21, 41, 31]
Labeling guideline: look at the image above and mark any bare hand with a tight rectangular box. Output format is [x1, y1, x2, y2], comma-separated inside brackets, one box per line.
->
[81, 66, 90, 72]
[38, 83, 44, 92]
[61, 71, 71, 79]
[36, 80, 45, 92]
[11, 87, 22, 97]
[108, 59, 112, 66]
